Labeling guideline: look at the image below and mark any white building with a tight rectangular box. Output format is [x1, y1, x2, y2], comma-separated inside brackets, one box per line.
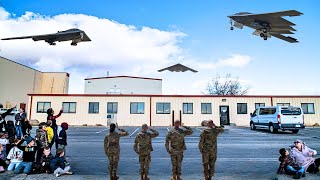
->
[84, 76, 162, 95]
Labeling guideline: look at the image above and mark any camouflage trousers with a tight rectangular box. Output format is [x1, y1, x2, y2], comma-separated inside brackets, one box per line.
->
[170, 152, 184, 176]
[201, 149, 217, 177]
[139, 154, 151, 175]
[107, 152, 120, 176]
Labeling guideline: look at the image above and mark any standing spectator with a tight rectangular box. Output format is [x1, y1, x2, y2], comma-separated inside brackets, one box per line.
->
[46, 120, 54, 148]
[6, 120, 16, 139]
[47, 108, 63, 150]
[0, 105, 16, 133]
[0, 144, 6, 173]
[57, 122, 68, 158]
[22, 119, 32, 136]
[15, 108, 26, 139]
[35, 122, 48, 163]
[50, 148, 73, 177]
[6, 139, 23, 171]
[14, 136, 39, 174]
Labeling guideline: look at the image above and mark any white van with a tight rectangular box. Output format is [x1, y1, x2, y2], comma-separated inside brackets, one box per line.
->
[250, 106, 305, 134]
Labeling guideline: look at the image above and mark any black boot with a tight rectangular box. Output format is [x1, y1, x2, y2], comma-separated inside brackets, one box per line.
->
[293, 172, 302, 179]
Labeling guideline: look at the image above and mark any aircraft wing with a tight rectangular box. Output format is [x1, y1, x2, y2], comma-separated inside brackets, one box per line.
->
[1, 33, 58, 41]
[81, 32, 91, 41]
[1, 35, 34, 40]
[271, 33, 298, 43]
[158, 63, 198, 73]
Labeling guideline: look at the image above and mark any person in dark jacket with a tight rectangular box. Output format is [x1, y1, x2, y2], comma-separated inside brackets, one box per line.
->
[22, 120, 32, 136]
[14, 135, 40, 174]
[50, 148, 73, 177]
[57, 122, 68, 159]
[39, 147, 53, 173]
[6, 120, 15, 139]
[47, 108, 63, 149]
[0, 105, 16, 133]
[277, 148, 305, 179]
[15, 108, 26, 139]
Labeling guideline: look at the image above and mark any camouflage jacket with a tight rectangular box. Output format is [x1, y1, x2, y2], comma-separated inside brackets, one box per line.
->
[104, 129, 129, 155]
[133, 129, 159, 155]
[165, 126, 193, 154]
[198, 127, 224, 152]
[35, 129, 48, 148]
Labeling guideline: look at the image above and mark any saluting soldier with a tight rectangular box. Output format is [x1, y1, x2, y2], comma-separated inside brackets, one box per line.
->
[165, 120, 193, 180]
[133, 124, 159, 180]
[104, 123, 129, 180]
[198, 120, 224, 180]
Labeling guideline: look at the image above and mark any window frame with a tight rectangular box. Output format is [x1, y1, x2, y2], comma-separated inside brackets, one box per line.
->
[130, 102, 145, 114]
[36, 102, 51, 113]
[107, 102, 118, 114]
[237, 103, 248, 114]
[183, 103, 193, 114]
[88, 102, 99, 114]
[301, 103, 315, 114]
[201, 103, 212, 114]
[156, 102, 171, 114]
[62, 102, 77, 113]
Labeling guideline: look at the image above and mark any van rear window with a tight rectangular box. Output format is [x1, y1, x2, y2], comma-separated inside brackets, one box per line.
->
[281, 108, 301, 115]
[259, 108, 276, 115]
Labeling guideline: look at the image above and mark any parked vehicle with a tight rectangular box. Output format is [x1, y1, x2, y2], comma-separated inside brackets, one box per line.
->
[250, 106, 305, 134]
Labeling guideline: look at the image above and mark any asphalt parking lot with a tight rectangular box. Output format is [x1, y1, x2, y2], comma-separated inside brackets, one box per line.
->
[1, 126, 320, 180]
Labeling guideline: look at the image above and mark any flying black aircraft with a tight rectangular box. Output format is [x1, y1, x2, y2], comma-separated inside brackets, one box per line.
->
[1, 28, 91, 46]
[158, 63, 198, 73]
[228, 10, 303, 43]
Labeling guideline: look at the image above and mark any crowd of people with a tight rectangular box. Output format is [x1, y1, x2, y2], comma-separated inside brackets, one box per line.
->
[0, 106, 73, 177]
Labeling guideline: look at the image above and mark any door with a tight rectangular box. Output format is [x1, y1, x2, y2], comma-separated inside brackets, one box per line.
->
[220, 106, 230, 125]
[20, 103, 26, 110]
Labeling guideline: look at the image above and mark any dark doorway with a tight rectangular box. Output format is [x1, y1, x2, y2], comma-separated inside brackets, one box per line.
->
[220, 106, 230, 125]
[20, 103, 26, 110]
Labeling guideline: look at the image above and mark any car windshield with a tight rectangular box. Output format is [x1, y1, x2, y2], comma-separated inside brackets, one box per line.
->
[281, 108, 301, 115]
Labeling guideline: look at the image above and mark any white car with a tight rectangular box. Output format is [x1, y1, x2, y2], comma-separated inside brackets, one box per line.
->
[250, 106, 305, 134]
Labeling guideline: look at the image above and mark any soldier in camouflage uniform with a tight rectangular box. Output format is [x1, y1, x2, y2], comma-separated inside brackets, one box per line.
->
[198, 120, 224, 180]
[165, 120, 193, 180]
[133, 124, 159, 180]
[104, 123, 129, 180]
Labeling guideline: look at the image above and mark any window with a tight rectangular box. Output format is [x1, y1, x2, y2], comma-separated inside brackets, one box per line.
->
[255, 103, 265, 109]
[201, 103, 212, 114]
[259, 108, 276, 115]
[183, 103, 193, 114]
[277, 103, 290, 106]
[107, 102, 118, 114]
[130, 102, 144, 114]
[156, 103, 171, 114]
[37, 102, 51, 113]
[62, 102, 77, 113]
[237, 103, 247, 114]
[88, 102, 99, 114]
[301, 103, 315, 114]
[281, 107, 301, 115]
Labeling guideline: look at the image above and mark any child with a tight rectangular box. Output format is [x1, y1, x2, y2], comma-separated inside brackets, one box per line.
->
[57, 122, 68, 158]
[46, 120, 54, 148]
[0, 144, 6, 173]
[35, 122, 48, 163]
[14, 136, 39, 174]
[0, 105, 16, 133]
[6, 139, 23, 171]
[50, 148, 73, 177]
[0, 133, 8, 157]
[6, 120, 16, 139]
[277, 148, 305, 179]
[22, 119, 32, 136]
[47, 108, 63, 149]
[39, 147, 53, 173]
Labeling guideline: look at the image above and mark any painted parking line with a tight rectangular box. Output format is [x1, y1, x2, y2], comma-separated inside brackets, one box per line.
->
[130, 128, 140, 137]
[96, 128, 109, 134]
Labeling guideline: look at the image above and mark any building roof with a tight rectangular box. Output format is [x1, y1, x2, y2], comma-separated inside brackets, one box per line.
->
[84, 76, 162, 81]
[27, 94, 320, 98]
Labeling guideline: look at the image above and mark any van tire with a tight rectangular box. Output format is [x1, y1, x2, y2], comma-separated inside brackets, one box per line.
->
[269, 124, 278, 133]
[292, 130, 299, 134]
[250, 122, 256, 130]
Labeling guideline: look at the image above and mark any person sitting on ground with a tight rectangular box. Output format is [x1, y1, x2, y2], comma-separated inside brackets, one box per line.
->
[50, 148, 73, 177]
[22, 119, 32, 136]
[0, 144, 6, 173]
[46, 120, 54, 148]
[35, 122, 48, 163]
[0, 105, 16, 133]
[14, 135, 39, 174]
[6, 139, 23, 171]
[6, 120, 16, 139]
[39, 147, 53, 174]
[56, 122, 68, 159]
[5, 137, 15, 156]
[290, 140, 320, 174]
[0, 133, 8, 157]
[277, 148, 305, 179]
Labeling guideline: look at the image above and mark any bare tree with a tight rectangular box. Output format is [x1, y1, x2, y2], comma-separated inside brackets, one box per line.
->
[205, 74, 249, 95]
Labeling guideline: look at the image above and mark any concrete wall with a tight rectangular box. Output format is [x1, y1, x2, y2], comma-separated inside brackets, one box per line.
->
[28, 95, 320, 127]
[41, 73, 69, 94]
[84, 77, 162, 95]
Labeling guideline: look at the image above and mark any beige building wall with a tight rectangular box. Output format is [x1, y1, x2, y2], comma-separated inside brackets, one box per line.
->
[0, 56, 69, 109]
[28, 95, 320, 127]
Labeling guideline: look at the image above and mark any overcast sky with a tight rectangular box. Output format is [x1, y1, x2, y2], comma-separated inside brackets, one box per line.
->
[0, 0, 319, 95]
